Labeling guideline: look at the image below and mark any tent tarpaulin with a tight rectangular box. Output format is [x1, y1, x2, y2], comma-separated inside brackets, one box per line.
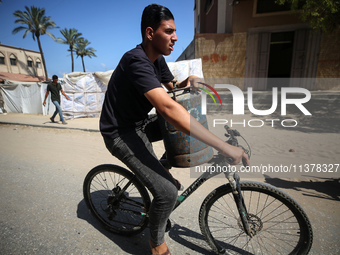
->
[61, 71, 112, 119]
[167, 58, 203, 83]
[0, 81, 54, 115]
[0, 59, 203, 118]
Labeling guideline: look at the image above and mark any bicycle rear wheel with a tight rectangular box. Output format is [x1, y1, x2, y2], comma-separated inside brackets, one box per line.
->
[199, 181, 313, 255]
[83, 164, 150, 236]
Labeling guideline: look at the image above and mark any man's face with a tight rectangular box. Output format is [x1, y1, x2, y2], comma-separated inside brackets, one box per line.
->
[53, 78, 58, 84]
[151, 19, 177, 56]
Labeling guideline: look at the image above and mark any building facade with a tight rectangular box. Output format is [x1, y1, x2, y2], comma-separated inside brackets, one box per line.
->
[178, 0, 340, 90]
[0, 44, 45, 82]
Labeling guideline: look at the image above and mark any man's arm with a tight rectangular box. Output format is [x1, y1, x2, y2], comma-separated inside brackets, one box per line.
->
[43, 91, 49, 106]
[60, 89, 70, 100]
[144, 87, 249, 165]
[164, 75, 202, 91]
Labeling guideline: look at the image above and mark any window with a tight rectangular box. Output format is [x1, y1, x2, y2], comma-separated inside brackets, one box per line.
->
[204, 0, 214, 14]
[36, 61, 41, 68]
[27, 60, 33, 67]
[10, 55, 17, 66]
[0, 56, 4, 65]
[256, 0, 304, 14]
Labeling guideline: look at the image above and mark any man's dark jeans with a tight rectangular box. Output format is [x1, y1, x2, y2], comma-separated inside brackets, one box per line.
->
[103, 115, 178, 245]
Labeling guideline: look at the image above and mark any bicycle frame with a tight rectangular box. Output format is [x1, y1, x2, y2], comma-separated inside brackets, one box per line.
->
[108, 125, 253, 236]
[171, 124, 253, 237]
[172, 157, 252, 236]
[173, 157, 228, 208]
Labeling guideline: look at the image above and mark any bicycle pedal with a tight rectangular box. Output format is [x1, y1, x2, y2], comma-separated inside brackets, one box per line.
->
[165, 219, 172, 232]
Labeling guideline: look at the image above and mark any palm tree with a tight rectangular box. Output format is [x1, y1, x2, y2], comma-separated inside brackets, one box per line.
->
[12, 6, 58, 80]
[56, 28, 83, 72]
[74, 38, 97, 72]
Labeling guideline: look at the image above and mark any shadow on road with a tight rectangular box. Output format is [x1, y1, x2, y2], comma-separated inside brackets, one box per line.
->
[264, 175, 340, 201]
[76, 198, 216, 254]
[76, 199, 150, 255]
[168, 223, 215, 254]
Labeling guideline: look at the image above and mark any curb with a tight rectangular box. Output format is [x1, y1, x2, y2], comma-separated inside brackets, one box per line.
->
[0, 121, 99, 133]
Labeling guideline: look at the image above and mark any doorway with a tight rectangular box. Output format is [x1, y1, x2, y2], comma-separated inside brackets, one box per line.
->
[267, 31, 295, 88]
[245, 26, 319, 90]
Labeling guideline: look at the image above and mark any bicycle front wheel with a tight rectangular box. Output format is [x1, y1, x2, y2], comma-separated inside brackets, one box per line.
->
[83, 164, 150, 236]
[199, 181, 313, 255]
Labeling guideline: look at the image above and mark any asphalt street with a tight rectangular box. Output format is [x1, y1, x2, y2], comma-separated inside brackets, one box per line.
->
[0, 113, 339, 254]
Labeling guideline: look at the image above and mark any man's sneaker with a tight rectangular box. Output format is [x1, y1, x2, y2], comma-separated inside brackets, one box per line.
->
[50, 117, 55, 123]
[62, 121, 67, 125]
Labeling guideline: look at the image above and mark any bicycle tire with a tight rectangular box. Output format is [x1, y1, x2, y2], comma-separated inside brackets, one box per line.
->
[199, 181, 313, 255]
[83, 164, 151, 236]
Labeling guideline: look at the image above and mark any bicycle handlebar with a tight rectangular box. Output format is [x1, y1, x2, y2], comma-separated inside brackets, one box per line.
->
[224, 125, 250, 167]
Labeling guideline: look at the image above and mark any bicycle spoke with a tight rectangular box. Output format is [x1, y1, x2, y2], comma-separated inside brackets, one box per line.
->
[213, 193, 239, 219]
[258, 232, 295, 254]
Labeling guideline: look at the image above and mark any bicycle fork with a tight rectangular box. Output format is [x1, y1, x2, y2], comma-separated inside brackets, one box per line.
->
[224, 171, 253, 237]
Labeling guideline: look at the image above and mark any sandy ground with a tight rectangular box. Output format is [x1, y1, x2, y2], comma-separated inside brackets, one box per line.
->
[0, 111, 339, 254]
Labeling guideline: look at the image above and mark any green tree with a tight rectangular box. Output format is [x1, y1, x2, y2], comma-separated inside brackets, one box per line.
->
[56, 28, 83, 72]
[12, 6, 58, 80]
[74, 38, 97, 72]
[276, 0, 340, 32]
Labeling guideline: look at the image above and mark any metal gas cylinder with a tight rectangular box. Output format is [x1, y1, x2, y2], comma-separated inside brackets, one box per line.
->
[158, 89, 214, 168]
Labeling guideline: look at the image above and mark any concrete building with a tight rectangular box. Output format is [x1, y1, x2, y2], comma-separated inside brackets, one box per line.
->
[178, 0, 340, 90]
[0, 44, 46, 83]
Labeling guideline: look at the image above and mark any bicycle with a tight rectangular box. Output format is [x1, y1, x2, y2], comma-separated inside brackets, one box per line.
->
[83, 125, 313, 255]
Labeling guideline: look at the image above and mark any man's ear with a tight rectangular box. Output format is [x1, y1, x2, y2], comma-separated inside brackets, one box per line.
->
[145, 27, 154, 41]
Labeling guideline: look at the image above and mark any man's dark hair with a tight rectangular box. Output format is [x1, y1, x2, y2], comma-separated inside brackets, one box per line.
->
[52, 75, 58, 80]
[141, 4, 174, 40]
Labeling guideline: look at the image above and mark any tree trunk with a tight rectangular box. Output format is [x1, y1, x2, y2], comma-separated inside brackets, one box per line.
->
[81, 56, 85, 72]
[70, 46, 74, 72]
[37, 36, 48, 81]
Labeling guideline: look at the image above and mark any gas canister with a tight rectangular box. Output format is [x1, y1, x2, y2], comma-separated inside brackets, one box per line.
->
[158, 89, 214, 168]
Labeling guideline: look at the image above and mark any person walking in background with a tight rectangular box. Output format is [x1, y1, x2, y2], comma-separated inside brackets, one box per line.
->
[43, 75, 70, 124]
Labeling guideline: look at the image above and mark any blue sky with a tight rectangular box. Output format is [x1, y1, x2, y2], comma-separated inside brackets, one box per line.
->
[0, 0, 195, 78]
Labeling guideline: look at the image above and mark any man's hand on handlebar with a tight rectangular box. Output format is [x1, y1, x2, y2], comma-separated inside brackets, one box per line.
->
[221, 144, 250, 167]
[171, 75, 204, 91]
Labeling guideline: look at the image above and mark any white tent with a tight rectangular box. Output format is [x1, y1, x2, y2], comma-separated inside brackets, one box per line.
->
[0, 81, 54, 115]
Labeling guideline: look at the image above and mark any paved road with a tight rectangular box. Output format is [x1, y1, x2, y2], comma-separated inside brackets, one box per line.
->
[0, 121, 339, 254]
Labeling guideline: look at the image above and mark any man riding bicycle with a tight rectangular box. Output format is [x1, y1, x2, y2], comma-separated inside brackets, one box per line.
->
[99, 4, 249, 254]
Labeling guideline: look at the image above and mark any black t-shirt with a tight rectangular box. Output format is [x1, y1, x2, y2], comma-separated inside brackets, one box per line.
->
[47, 82, 62, 103]
[100, 44, 174, 139]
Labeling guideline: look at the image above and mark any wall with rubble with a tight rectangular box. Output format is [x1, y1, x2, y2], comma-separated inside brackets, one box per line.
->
[194, 33, 247, 89]
[315, 28, 340, 90]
